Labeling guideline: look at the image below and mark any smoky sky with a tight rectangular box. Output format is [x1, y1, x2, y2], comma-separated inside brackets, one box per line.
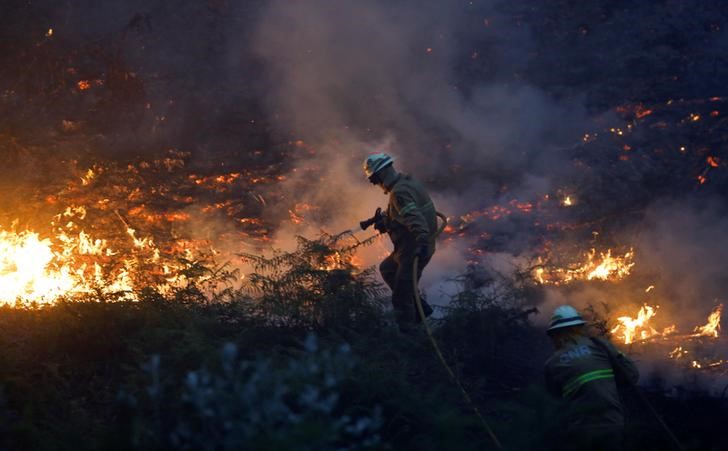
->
[247, 0, 600, 304]
[251, 0, 590, 202]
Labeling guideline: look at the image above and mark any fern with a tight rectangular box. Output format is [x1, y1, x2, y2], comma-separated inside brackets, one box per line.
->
[238, 233, 386, 330]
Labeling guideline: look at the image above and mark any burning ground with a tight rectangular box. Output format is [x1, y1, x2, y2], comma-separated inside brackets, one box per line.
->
[1, 0, 728, 449]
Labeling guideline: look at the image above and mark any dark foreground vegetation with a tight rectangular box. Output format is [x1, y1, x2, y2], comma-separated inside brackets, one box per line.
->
[0, 238, 725, 451]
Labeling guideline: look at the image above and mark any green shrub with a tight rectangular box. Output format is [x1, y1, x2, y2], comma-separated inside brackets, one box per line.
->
[125, 335, 382, 451]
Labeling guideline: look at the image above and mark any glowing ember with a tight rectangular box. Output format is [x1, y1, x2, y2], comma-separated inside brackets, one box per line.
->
[635, 105, 653, 119]
[692, 304, 722, 338]
[77, 80, 91, 90]
[562, 196, 574, 207]
[289, 210, 305, 225]
[668, 346, 688, 359]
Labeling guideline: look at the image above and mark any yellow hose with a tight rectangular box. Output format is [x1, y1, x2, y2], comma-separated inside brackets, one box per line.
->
[413, 212, 504, 450]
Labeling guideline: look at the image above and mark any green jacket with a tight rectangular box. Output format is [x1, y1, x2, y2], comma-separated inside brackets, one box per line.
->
[385, 174, 437, 250]
[544, 335, 639, 428]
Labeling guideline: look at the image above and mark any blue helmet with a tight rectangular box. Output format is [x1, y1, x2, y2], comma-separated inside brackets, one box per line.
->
[363, 153, 394, 178]
[547, 305, 587, 332]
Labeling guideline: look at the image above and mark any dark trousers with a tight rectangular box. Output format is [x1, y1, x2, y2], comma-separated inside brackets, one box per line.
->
[379, 242, 432, 328]
[549, 424, 624, 451]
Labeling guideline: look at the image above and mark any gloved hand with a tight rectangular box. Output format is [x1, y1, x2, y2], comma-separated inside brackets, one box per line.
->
[373, 217, 388, 233]
[373, 211, 389, 233]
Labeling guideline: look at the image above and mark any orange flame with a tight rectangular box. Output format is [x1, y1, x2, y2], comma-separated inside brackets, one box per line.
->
[692, 304, 722, 338]
[0, 209, 219, 305]
[536, 248, 635, 285]
[610, 304, 669, 344]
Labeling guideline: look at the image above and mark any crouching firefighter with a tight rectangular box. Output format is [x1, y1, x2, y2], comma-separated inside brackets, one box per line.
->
[361, 153, 437, 332]
[544, 305, 640, 451]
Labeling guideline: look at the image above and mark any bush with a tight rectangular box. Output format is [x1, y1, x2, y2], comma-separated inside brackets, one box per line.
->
[125, 335, 382, 451]
[240, 234, 388, 332]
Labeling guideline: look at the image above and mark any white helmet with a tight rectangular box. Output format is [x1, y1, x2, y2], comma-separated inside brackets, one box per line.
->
[547, 305, 586, 332]
[363, 153, 394, 178]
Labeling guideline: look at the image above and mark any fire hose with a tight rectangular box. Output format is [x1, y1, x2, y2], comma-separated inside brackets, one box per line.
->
[413, 212, 504, 450]
[361, 208, 680, 449]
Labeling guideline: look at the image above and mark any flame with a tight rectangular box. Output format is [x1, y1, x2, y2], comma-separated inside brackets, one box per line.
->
[586, 249, 635, 280]
[81, 168, 96, 186]
[321, 252, 342, 271]
[610, 304, 668, 344]
[77, 80, 91, 91]
[613, 304, 722, 346]
[562, 196, 574, 207]
[0, 210, 218, 305]
[0, 228, 139, 304]
[692, 304, 722, 338]
[536, 248, 635, 285]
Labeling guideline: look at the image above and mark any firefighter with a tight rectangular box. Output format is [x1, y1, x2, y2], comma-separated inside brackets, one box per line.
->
[363, 153, 437, 332]
[544, 305, 639, 451]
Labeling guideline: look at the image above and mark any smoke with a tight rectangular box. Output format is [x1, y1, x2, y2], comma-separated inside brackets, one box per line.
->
[3, 0, 726, 329]
[543, 196, 725, 306]
[636, 196, 728, 325]
[249, 0, 595, 299]
[251, 0, 589, 184]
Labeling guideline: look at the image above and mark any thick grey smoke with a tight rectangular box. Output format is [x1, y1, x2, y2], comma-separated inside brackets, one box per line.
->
[250, 0, 593, 299]
[251, 1, 589, 186]
[635, 197, 728, 325]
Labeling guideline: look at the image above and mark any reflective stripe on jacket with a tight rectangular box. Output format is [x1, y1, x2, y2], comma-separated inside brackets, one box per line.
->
[544, 336, 636, 427]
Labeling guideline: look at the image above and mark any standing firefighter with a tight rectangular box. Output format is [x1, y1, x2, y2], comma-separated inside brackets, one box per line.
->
[362, 153, 437, 332]
[544, 305, 639, 451]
